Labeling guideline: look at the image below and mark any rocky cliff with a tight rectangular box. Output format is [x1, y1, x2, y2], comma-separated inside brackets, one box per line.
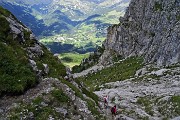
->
[100, 0, 180, 66]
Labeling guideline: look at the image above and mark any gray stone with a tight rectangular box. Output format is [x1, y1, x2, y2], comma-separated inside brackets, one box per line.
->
[135, 68, 148, 76]
[10, 25, 21, 34]
[158, 96, 171, 102]
[120, 115, 135, 120]
[130, 98, 137, 103]
[171, 81, 180, 87]
[30, 33, 36, 40]
[41, 102, 48, 107]
[28, 44, 44, 57]
[29, 59, 38, 71]
[151, 69, 169, 76]
[171, 116, 180, 120]
[43, 64, 49, 74]
[28, 112, 34, 118]
[0, 109, 3, 113]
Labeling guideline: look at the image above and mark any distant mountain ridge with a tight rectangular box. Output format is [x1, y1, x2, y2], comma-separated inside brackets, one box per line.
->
[0, 0, 129, 37]
[0, 1, 77, 37]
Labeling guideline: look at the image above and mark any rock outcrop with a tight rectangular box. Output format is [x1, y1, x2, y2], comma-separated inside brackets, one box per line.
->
[100, 0, 180, 66]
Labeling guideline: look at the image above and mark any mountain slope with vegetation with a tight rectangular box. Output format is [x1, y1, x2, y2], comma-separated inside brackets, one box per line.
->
[0, 7, 104, 119]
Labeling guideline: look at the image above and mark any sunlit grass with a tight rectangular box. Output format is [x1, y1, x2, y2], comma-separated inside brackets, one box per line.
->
[59, 52, 89, 68]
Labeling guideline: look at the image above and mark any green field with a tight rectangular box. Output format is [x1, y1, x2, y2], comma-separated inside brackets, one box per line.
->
[59, 53, 89, 68]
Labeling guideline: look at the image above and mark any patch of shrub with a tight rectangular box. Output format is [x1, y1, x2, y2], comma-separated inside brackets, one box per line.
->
[61, 57, 73, 63]
[154, 2, 163, 11]
[0, 16, 10, 39]
[0, 6, 11, 17]
[51, 89, 70, 103]
[0, 42, 36, 96]
[137, 97, 154, 116]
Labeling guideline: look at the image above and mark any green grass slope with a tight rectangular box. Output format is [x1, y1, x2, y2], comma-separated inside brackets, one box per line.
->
[0, 6, 66, 96]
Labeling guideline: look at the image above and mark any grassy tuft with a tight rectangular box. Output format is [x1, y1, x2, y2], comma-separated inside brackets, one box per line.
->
[154, 2, 163, 11]
[158, 96, 180, 118]
[137, 97, 154, 116]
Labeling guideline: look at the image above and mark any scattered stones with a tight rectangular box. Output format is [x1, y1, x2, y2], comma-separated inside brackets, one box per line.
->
[94, 65, 180, 119]
[29, 59, 38, 72]
[55, 107, 67, 116]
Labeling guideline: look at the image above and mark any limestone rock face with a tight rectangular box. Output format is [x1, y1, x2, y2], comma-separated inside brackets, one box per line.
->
[101, 0, 180, 66]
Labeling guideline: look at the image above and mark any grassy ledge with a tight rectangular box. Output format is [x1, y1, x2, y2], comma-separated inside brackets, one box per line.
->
[76, 56, 143, 91]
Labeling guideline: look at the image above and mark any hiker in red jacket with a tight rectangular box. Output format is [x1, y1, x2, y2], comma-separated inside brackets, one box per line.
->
[111, 105, 117, 118]
[103, 95, 108, 108]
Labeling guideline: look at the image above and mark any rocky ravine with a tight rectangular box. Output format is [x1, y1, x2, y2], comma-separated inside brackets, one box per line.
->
[72, 0, 180, 119]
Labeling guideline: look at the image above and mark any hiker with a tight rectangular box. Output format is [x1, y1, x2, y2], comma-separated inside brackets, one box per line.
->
[111, 105, 117, 118]
[103, 95, 108, 108]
